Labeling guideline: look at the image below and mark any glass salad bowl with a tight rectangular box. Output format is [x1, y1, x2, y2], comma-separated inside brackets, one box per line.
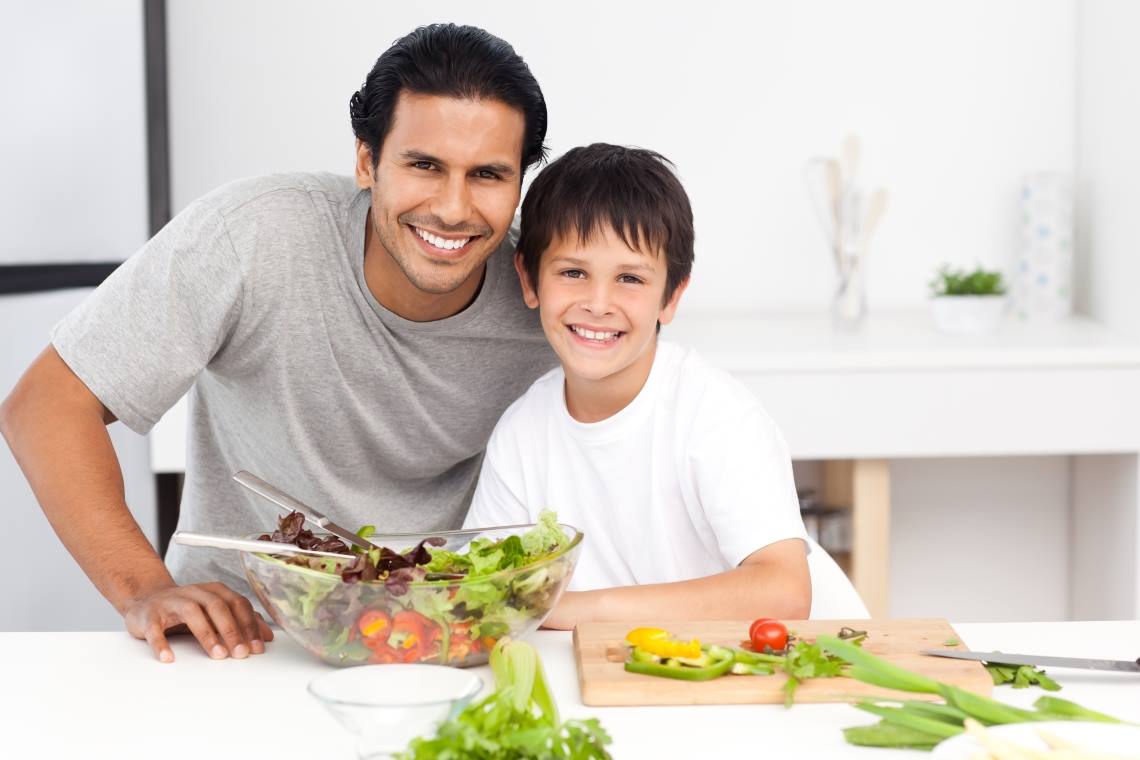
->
[242, 522, 582, 668]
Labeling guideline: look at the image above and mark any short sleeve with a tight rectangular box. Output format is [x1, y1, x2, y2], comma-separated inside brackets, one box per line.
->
[690, 402, 809, 567]
[463, 420, 531, 529]
[51, 199, 244, 434]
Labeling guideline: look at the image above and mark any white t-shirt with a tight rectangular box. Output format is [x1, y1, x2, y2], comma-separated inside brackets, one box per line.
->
[464, 340, 809, 591]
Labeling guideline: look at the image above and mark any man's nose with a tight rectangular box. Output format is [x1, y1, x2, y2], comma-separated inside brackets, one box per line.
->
[432, 174, 473, 227]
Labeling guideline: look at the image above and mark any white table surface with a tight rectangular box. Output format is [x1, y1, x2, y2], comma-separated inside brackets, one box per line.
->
[5, 621, 1139, 759]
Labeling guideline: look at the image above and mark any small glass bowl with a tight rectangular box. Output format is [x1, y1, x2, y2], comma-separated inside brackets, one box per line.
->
[308, 664, 483, 759]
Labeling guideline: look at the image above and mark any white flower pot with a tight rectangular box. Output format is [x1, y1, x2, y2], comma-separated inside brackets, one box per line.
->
[929, 295, 1008, 334]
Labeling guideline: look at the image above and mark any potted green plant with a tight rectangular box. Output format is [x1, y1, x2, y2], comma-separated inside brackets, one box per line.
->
[928, 265, 1008, 333]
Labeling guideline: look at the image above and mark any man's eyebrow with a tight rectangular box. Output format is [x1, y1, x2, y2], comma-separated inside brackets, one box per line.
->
[398, 150, 517, 177]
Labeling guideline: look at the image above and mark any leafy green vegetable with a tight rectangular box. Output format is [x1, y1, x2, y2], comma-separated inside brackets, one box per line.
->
[398, 639, 613, 759]
[985, 662, 1061, 691]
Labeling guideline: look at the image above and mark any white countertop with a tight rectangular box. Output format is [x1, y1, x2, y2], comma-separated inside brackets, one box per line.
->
[662, 311, 1140, 373]
[6, 621, 1139, 759]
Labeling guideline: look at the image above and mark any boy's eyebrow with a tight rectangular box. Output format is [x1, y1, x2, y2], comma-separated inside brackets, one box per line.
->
[549, 256, 656, 273]
[398, 149, 517, 178]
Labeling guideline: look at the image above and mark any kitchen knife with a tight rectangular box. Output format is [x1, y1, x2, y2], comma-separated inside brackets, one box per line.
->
[923, 649, 1140, 673]
[232, 470, 376, 551]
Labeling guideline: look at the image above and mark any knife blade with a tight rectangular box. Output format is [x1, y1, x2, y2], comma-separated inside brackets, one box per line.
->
[923, 649, 1140, 673]
[232, 470, 375, 551]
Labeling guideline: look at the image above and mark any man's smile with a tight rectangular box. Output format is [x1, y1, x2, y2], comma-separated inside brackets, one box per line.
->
[409, 224, 480, 258]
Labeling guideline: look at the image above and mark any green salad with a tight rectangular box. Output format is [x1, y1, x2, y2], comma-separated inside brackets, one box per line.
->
[243, 511, 579, 667]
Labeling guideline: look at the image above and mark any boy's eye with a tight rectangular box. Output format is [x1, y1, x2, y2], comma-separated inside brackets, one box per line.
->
[560, 269, 585, 279]
[618, 274, 644, 284]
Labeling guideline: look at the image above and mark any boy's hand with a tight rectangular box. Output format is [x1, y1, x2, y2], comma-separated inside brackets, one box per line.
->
[123, 582, 274, 663]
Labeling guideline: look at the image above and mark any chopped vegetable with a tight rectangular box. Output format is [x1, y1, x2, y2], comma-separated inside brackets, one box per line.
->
[816, 635, 1131, 750]
[398, 639, 613, 759]
[986, 662, 1061, 691]
[624, 628, 702, 659]
[625, 644, 736, 682]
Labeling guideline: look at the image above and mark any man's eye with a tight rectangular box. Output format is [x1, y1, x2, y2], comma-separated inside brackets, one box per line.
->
[412, 161, 436, 171]
[475, 169, 501, 180]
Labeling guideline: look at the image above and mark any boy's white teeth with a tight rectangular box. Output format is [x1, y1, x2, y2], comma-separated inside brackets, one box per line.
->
[415, 227, 470, 251]
[571, 325, 620, 341]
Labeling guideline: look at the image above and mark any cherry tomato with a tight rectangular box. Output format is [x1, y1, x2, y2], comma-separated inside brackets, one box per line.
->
[749, 618, 788, 652]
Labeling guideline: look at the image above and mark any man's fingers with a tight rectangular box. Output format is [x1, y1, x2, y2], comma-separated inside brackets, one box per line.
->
[144, 621, 175, 663]
[256, 610, 273, 642]
[194, 590, 249, 658]
[176, 600, 228, 660]
[210, 584, 263, 655]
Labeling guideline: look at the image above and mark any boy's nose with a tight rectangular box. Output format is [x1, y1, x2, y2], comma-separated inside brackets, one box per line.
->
[581, 282, 616, 316]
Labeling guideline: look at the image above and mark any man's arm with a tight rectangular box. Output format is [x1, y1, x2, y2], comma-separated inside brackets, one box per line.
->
[541, 538, 810, 630]
[0, 346, 272, 662]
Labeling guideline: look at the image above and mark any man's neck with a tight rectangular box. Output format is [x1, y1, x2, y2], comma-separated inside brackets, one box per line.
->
[563, 339, 658, 423]
[362, 212, 484, 323]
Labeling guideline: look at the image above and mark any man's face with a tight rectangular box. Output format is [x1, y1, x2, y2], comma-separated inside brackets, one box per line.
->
[356, 92, 525, 296]
[517, 226, 687, 386]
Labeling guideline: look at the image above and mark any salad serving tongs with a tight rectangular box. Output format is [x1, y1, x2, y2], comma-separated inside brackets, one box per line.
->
[172, 531, 355, 561]
[232, 470, 377, 551]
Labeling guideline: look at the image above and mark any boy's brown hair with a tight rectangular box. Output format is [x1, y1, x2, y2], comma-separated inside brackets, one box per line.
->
[516, 143, 694, 303]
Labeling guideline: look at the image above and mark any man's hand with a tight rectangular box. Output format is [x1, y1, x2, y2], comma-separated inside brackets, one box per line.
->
[123, 582, 274, 663]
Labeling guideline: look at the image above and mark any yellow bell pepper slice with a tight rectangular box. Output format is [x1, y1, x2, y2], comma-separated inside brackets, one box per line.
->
[625, 627, 701, 659]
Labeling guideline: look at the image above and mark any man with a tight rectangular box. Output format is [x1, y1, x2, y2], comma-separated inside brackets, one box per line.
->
[0, 24, 556, 663]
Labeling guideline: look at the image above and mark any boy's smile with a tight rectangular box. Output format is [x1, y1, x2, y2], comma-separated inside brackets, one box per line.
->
[517, 226, 687, 422]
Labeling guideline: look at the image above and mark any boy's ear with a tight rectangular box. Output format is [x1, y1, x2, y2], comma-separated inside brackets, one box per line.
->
[354, 140, 375, 189]
[657, 277, 690, 327]
[514, 253, 540, 309]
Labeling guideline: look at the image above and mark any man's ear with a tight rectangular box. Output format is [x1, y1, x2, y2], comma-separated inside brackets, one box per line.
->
[514, 253, 540, 310]
[657, 277, 690, 327]
[354, 140, 375, 189]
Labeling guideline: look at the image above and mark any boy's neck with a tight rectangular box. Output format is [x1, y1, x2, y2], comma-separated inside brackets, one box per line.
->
[563, 337, 659, 423]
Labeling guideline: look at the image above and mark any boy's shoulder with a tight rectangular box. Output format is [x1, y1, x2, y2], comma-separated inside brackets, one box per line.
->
[655, 340, 759, 414]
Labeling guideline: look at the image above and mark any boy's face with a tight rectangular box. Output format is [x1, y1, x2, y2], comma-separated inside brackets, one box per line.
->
[516, 226, 687, 386]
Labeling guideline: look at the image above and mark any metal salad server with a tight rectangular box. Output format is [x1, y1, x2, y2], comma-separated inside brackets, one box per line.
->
[231, 470, 376, 551]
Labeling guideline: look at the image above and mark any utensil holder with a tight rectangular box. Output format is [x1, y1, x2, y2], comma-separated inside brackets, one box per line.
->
[832, 253, 866, 331]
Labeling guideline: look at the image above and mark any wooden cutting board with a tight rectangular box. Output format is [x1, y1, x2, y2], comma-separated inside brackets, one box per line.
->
[573, 618, 992, 706]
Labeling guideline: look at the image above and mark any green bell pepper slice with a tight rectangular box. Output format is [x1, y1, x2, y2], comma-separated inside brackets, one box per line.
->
[624, 644, 735, 681]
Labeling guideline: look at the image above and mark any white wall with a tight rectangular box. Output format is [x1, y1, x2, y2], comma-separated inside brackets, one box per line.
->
[0, 0, 148, 264]
[1076, 0, 1140, 339]
[1, 2, 156, 631]
[166, 0, 1076, 313]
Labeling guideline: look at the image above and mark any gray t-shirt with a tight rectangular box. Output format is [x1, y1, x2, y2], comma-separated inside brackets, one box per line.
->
[52, 173, 556, 596]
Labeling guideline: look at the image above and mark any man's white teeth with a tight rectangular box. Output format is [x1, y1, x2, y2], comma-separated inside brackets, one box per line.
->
[570, 325, 620, 341]
[415, 227, 470, 251]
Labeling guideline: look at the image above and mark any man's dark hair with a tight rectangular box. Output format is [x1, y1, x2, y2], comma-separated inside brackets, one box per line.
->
[517, 143, 695, 304]
[350, 24, 548, 177]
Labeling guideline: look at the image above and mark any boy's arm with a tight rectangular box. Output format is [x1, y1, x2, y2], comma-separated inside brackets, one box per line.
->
[542, 538, 809, 629]
[0, 347, 272, 662]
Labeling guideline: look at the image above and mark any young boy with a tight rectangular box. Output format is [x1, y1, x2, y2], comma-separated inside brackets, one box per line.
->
[464, 143, 811, 628]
